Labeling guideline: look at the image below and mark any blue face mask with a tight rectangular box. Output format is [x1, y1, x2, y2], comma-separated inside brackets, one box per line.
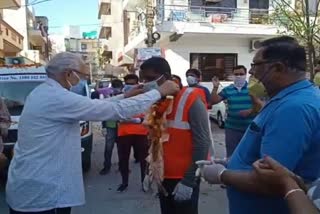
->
[143, 75, 163, 92]
[70, 79, 87, 95]
[123, 84, 136, 93]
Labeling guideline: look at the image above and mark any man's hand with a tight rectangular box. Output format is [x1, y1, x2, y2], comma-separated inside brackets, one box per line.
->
[195, 160, 212, 177]
[173, 182, 193, 201]
[253, 156, 307, 196]
[239, 109, 252, 118]
[158, 81, 180, 97]
[124, 85, 144, 98]
[213, 158, 229, 167]
[212, 76, 220, 88]
[201, 162, 226, 184]
[0, 153, 8, 170]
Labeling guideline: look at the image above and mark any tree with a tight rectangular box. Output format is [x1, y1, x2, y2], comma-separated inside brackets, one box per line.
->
[271, 0, 320, 78]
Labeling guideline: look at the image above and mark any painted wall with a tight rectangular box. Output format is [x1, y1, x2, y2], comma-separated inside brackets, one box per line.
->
[159, 34, 256, 84]
[2, 0, 28, 51]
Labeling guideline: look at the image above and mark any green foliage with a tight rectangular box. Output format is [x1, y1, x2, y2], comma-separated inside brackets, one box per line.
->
[270, 0, 320, 77]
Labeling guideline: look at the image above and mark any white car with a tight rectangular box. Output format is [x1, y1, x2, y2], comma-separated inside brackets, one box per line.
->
[201, 81, 232, 129]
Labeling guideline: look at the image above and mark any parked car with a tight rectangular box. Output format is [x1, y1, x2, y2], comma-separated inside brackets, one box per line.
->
[201, 81, 232, 129]
[0, 66, 93, 173]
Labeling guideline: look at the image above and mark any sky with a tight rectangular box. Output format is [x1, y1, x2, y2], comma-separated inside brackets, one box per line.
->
[34, 0, 100, 35]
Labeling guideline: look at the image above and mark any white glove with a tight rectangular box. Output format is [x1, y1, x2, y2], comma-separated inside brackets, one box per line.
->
[214, 158, 228, 167]
[195, 160, 212, 177]
[101, 128, 107, 136]
[131, 118, 142, 124]
[142, 175, 151, 192]
[202, 163, 227, 184]
[173, 182, 193, 202]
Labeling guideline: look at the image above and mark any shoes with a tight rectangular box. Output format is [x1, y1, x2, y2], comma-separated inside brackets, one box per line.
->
[99, 167, 110, 175]
[117, 184, 128, 193]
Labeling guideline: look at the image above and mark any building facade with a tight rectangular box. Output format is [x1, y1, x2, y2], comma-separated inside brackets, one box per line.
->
[65, 37, 100, 81]
[1, 0, 49, 65]
[0, 0, 24, 64]
[98, 0, 287, 83]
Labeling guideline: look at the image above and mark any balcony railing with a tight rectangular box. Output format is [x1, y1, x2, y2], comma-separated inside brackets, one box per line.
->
[156, 5, 273, 25]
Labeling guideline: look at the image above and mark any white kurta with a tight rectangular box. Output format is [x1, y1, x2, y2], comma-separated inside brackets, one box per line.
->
[6, 78, 161, 212]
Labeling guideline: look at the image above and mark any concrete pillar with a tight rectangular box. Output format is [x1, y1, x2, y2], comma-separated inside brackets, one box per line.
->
[237, 0, 249, 24]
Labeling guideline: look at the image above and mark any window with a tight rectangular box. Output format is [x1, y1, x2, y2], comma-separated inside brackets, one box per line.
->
[190, 53, 238, 81]
[6, 28, 9, 36]
[11, 33, 17, 41]
[81, 43, 87, 50]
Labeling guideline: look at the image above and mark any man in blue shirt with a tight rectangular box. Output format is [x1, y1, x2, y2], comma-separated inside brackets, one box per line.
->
[200, 36, 320, 214]
[185, 69, 211, 108]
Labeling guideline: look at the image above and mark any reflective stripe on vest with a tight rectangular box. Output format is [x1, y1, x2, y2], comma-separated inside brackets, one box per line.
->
[167, 87, 194, 130]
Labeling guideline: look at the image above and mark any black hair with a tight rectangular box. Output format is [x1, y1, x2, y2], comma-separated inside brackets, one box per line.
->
[172, 74, 182, 82]
[172, 74, 183, 89]
[233, 65, 247, 73]
[260, 36, 306, 71]
[111, 79, 123, 88]
[186, 68, 201, 78]
[140, 57, 171, 77]
[124, 74, 139, 83]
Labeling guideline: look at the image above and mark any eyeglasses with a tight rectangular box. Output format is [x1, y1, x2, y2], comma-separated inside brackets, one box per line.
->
[234, 73, 246, 76]
[250, 60, 273, 68]
[70, 69, 89, 78]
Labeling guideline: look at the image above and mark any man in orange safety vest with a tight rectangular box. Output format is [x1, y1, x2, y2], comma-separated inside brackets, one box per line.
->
[140, 57, 211, 214]
[116, 74, 149, 193]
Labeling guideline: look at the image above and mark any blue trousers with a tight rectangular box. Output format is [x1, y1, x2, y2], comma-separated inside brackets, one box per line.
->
[103, 127, 117, 169]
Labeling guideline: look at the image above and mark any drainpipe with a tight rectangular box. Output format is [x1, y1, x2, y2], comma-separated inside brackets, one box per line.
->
[45, 34, 49, 61]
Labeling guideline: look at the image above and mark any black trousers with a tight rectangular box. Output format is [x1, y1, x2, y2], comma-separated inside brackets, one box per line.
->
[159, 179, 200, 214]
[117, 135, 149, 185]
[9, 207, 71, 214]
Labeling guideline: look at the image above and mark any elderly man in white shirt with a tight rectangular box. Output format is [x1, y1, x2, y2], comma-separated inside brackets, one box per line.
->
[6, 52, 179, 214]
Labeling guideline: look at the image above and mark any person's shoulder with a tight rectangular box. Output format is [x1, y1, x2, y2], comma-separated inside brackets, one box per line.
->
[198, 85, 209, 89]
[283, 86, 320, 108]
[223, 84, 234, 90]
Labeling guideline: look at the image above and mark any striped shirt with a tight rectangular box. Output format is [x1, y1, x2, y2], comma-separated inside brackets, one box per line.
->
[308, 178, 320, 210]
[219, 83, 254, 131]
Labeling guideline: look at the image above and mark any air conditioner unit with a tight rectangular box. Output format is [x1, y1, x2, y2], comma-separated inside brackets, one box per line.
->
[5, 57, 25, 65]
[250, 39, 262, 51]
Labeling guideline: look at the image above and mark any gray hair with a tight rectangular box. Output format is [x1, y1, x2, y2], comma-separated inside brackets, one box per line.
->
[45, 52, 84, 75]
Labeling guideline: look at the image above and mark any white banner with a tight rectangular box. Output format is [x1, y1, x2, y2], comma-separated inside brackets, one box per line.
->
[0, 74, 47, 82]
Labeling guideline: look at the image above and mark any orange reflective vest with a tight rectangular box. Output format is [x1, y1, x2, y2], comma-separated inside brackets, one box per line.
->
[163, 87, 205, 179]
[118, 114, 148, 137]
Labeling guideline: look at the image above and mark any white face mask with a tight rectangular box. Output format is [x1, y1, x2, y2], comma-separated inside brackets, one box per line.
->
[143, 75, 163, 92]
[234, 75, 247, 89]
[186, 76, 198, 86]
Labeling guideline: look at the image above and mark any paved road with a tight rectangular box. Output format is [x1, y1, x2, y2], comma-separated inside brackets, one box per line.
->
[0, 122, 228, 214]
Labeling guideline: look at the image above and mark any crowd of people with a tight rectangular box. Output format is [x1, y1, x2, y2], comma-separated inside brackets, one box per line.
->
[0, 36, 319, 214]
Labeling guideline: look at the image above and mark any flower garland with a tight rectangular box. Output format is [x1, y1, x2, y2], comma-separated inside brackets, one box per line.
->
[143, 96, 173, 195]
